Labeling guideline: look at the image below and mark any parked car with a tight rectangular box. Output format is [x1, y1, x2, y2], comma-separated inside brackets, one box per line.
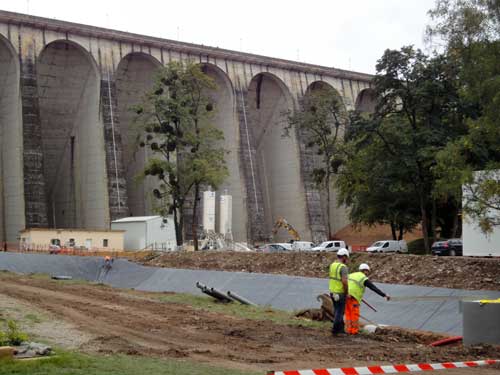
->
[259, 243, 292, 253]
[431, 239, 463, 256]
[366, 240, 408, 253]
[291, 241, 315, 251]
[311, 240, 347, 252]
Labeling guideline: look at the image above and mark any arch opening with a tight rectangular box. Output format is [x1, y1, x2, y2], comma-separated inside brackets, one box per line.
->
[247, 73, 307, 241]
[305, 81, 350, 237]
[355, 88, 377, 113]
[0, 36, 24, 242]
[115, 52, 162, 217]
[37, 40, 108, 229]
[199, 63, 247, 240]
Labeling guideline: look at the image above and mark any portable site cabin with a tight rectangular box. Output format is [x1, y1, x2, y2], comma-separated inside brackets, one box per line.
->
[463, 221, 500, 256]
[111, 216, 176, 251]
[462, 170, 500, 257]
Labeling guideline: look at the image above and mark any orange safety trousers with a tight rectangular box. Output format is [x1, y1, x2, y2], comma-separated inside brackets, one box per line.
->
[345, 296, 360, 334]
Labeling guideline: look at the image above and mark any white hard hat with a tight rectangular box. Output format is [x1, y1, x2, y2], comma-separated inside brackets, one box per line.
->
[337, 248, 349, 257]
[359, 263, 370, 271]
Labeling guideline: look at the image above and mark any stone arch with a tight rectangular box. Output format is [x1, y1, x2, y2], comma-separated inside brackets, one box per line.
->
[115, 52, 162, 216]
[305, 80, 349, 238]
[37, 39, 108, 230]
[0, 34, 24, 242]
[247, 72, 307, 241]
[198, 63, 247, 240]
[355, 88, 377, 113]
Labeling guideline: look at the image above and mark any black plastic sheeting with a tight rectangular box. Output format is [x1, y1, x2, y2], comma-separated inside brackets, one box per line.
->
[1, 252, 499, 334]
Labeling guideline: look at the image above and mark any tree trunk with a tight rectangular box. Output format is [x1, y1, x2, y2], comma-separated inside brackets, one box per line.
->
[390, 221, 397, 240]
[174, 204, 184, 247]
[398, 224, 404, 241]
[419, 194, 430, 253]
[451, 206, 459, 238]
[173, 208, 181, 247]
[326, 176, 332, 240]
[192, 183, 200, 251]
[431, 199, 437, 240]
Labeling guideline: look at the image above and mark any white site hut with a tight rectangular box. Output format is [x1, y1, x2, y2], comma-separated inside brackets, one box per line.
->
[462, 170, 500, 257]
[111, 216, 177, 251]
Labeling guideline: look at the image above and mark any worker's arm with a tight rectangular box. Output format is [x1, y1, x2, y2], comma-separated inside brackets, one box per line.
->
[341, 267, 348, 295]
[365, 280, 390, 300]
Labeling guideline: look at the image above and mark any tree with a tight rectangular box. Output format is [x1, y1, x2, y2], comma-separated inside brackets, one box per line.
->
[338, 47, 467, 252]
[285, 86, 347, 238]
[337, 115, 421, 240]
[134, 62, 228, 249]
[428, 0, 500, 232]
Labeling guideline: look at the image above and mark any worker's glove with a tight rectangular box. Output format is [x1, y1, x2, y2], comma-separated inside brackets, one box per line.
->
[332, 293, 340, 302]
[385, 295, 391, 301]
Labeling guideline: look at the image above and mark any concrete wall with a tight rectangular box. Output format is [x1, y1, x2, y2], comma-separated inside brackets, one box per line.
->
[0, 35, 25, 242]
[0, 10, 374, 244]
[19, 228, 124, 250]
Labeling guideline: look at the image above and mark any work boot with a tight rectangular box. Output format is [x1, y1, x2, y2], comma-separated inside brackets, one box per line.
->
[332, 331, 348, 337]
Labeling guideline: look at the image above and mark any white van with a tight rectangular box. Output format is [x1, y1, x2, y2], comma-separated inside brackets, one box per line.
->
[291, 241, 315, 251]
[366, 240, 408, 253]
[311, 240, 347, 252]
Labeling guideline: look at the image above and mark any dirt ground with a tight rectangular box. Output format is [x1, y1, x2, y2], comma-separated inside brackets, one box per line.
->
[142, 252, 500, 291]
[0, 273, 499, 373]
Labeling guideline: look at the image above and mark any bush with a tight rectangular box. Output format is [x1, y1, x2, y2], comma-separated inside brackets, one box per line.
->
[0, 320, 29, 346]
[0, 330, 7, 346]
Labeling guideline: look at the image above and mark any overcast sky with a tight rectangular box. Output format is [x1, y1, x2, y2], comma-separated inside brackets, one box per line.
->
[1, 0, 437, 74]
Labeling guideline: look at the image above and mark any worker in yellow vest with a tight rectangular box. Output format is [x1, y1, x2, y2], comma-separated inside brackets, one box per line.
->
[345, 263, 391, 334]
[329, 248, 350, 336]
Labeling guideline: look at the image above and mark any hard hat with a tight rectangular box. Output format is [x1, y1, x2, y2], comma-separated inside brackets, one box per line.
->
[337, 248, 349, 257]
[359, 263, 370, 271]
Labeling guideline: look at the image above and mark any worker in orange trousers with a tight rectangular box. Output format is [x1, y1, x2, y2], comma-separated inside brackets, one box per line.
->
[345, 263, 390, 334]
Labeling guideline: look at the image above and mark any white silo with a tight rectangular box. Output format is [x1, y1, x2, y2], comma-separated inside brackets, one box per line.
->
[219, 193, 232, 236]
[203, 191, 216, 232]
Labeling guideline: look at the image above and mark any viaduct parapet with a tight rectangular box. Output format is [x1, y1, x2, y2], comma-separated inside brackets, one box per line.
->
[0, 10, 375, 244]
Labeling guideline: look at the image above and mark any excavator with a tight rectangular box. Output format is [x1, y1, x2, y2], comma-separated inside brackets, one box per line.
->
[271, 217, 300, 241]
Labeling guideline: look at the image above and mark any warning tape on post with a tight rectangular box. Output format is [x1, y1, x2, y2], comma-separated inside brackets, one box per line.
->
[267, 359, 500, 375]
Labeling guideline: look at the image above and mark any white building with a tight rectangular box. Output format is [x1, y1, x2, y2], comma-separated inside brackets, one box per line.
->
[111, 216, 177, 251]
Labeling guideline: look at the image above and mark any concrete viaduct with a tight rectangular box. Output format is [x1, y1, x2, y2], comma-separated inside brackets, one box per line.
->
[0, 10, 375, 245]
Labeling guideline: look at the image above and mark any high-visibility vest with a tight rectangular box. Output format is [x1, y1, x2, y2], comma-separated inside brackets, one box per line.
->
[348, 271, 368, 302]
[329, 261, 347, 293]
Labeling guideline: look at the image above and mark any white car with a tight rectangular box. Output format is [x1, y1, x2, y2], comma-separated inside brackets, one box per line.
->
[259, 243, 292, 253]
[366, 240, 408, 253]
[311, 240, 347, 252]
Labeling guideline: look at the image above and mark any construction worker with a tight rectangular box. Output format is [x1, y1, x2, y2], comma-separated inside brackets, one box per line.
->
[329, 248, 349, 336]
[104, 255, 113, 271]
[345, 263, 390, 335]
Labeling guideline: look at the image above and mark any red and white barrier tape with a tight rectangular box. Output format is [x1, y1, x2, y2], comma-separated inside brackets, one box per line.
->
[268, 359, 500, 375]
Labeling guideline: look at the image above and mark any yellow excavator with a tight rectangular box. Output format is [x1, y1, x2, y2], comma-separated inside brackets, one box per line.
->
[271, 217, 300, 241]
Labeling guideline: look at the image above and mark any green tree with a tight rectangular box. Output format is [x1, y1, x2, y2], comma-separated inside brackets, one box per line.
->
[135, 62, 228, 249]
[337, 115, 421, 240]
[339, 47, 467, 252]
[428, 0, 500, 232]
[285, 86, 347, 238]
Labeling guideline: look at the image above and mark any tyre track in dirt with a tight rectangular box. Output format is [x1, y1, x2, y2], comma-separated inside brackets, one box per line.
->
[0, 274, 498, 372]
